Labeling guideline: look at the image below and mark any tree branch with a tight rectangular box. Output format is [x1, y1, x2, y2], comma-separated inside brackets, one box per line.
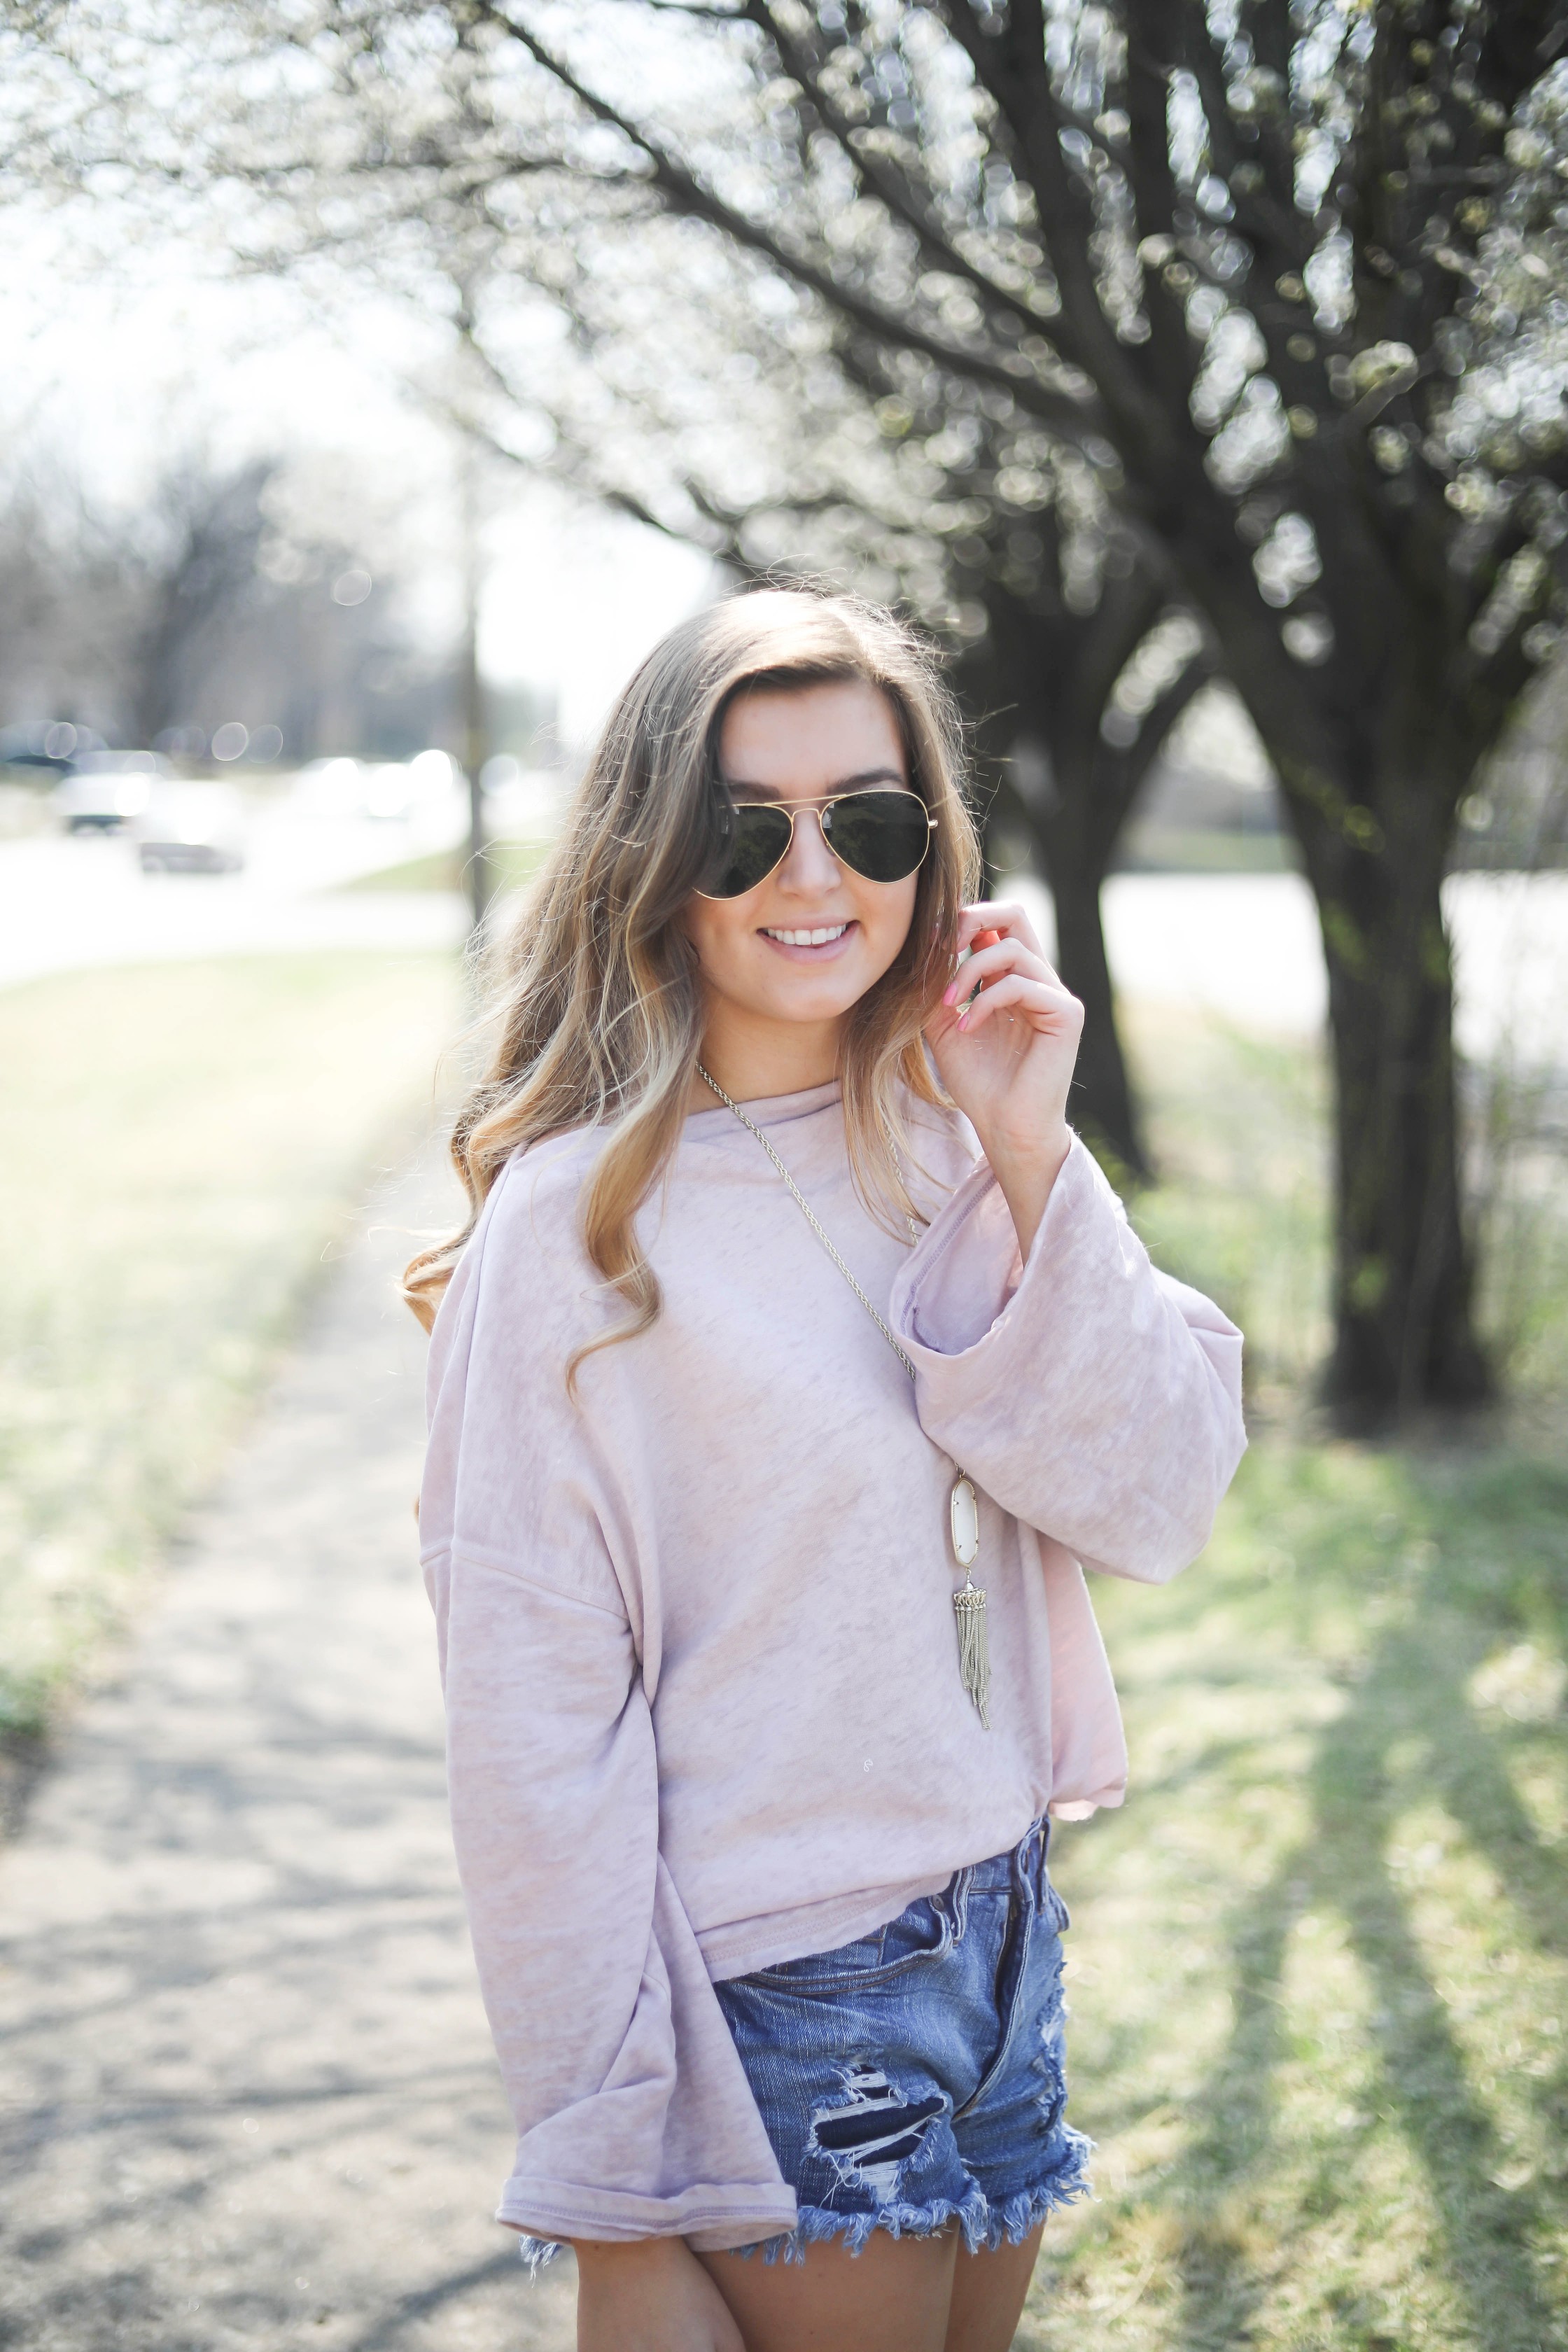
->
[936, 0, 1163, 438]
[741, 0, 1049, 354]
[466, 0, 1107, 444]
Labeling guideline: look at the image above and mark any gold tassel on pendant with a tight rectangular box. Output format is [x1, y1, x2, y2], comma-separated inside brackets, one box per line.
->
[953, 1574, 990, 1728]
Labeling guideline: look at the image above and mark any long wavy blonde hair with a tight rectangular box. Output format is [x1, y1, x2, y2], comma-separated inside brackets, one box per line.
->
[403, 587, 981, 1357]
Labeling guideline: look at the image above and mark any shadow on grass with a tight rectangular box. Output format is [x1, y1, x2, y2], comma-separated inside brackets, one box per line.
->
[1168, 1869, 1297, 2351]
[0, 1729, 47, 1842]
[340, 2250, 527, 2351]
[1161, 1453, 1567, 2352]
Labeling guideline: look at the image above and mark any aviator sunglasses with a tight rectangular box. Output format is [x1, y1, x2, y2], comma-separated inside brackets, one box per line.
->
[696, 784, 937, 901]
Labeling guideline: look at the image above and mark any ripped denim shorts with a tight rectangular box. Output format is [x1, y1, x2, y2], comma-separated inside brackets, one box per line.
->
[713, 1818, 1092, 2262]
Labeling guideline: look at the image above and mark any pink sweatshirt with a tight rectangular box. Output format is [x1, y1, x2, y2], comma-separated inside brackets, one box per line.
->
[421, 1082, 1245, 2252]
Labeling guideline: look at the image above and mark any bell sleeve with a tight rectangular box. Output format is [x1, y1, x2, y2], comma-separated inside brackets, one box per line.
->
[420, 1156, 794, 2253]
[888, 1134, 1246, 1583]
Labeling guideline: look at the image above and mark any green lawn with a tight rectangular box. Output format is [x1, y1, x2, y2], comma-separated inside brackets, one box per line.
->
[1020, 1007, 1568, 2351]
[340, 834, 550, 895]
[0, 953, 461, 1746]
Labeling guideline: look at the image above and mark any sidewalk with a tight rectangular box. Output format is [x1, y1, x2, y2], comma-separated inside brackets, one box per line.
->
[0, 833, 468, 995]
[0, 1150, 575, 2351]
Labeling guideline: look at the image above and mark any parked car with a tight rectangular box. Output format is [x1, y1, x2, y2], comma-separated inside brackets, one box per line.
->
[132, 781, 246, 874]
[56, 750, 170, 832]
[0, 721, 108, 778]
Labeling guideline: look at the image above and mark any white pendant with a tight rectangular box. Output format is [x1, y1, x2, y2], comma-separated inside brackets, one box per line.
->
[949, 1474, 979, 1567]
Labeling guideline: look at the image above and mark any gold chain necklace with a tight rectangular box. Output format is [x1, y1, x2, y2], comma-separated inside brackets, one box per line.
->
[696, 1065, 990, 1727]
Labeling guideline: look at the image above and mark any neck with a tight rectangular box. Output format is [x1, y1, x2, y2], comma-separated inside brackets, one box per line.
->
[690, 1002, 844, 1108]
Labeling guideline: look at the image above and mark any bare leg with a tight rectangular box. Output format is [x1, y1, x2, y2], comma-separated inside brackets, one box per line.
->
[700, 2225, 959, 2352]
[943, 2220, 1046, 2352]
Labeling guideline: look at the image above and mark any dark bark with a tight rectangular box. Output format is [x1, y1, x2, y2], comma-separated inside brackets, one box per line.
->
[961, 565, 1212, 1180]
[978, 750, 1153, 1178]
[1051, 844, 1147, 1179]
[1320, 869, 1485, 1421]
[974, 752, 1149, 1175]
[1278, 696, 1490, 1421]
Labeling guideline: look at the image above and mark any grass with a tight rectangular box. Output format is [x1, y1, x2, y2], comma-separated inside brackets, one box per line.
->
[1117, 1002, 1568, 1411]
[340, 835, 550, 895]
[1118, 1004, 1334, 1410]
[1115, 825, 1296, 875]
[1028, 1446, 1568, 2352]
[1018, 1005, 1568, 2352]
[0, 953, 461, 1746]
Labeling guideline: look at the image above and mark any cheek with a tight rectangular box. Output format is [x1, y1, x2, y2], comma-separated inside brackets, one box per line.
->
[858, 877, 920, 966]
[680, 895, 748, 981]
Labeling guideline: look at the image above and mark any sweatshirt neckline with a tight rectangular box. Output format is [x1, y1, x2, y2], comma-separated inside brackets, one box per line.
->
[684, 1077, 844, 1138]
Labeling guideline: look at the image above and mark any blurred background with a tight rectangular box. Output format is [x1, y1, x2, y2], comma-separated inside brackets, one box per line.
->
[1, 5, 1565, 2350]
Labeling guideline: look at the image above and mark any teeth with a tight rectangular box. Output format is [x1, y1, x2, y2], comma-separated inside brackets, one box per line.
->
[763, 924, 848, 946]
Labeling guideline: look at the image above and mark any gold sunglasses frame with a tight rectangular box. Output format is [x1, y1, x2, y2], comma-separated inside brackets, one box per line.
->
[693, 787, 938, 901]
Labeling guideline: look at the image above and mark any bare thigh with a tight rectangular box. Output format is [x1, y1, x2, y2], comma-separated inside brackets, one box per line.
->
[700, 2227, 958, 2352]
[699, 2219, 1046, 2352]
[944, 2221, 1045, 2352]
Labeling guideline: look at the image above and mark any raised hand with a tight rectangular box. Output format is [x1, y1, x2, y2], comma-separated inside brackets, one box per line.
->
[925, 901, 1084, 1256]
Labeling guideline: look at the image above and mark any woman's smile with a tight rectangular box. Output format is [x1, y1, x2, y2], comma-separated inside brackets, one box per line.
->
[758, 920, 856, 958]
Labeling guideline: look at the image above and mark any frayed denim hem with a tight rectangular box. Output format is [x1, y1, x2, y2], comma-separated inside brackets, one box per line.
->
[517, 2234, 564, 2276]
[974, 2131, 1095, 2252]
[517, 2141, 1093, 2274]
[744, 2183, 990, 2267]
[738, 2132, 1094, 2267]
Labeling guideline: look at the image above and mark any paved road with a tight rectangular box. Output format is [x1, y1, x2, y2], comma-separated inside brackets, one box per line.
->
[0, 1148, 575, 2352]
[0, 828, 469, 995]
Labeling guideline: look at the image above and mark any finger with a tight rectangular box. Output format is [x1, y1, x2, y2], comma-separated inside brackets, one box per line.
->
[956, 899, 1039, 944]
[949, 974, 1072, 1030]
[955, 975, 1082, 1033]
[951, 921, 1063, 997]
[942, 936, 1053, 1007]
[954, 899, 1046, 961]
[944, 920, 1002, 980]
[954, 936, 1051, 987]
[951, 925, 1004, 992]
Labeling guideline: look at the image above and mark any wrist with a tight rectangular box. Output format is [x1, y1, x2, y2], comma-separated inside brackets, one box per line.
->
[987, 1125, 1073, 1259]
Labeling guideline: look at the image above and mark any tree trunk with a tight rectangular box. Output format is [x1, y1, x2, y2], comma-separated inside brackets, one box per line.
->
[1287, 764, 1490, 1427]
[458, 447, 491, 935]
[983, 779, 1150, 1179]
[962, 560, 1182, 1185]
[1050, 858, 1147, 1182]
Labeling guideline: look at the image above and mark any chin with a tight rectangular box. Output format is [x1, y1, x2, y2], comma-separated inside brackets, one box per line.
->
[758, 995, 862, 1029]
[760, 971, 876, 1023]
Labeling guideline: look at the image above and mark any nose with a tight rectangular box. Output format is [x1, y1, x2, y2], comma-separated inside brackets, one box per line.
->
[776, 804, 840, 894]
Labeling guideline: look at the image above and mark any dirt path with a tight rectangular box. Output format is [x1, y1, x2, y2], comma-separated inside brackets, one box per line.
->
[0, 1149, 575, 2352]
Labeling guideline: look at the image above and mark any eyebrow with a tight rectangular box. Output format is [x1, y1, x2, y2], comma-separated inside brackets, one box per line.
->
[718, 765, 909, 801]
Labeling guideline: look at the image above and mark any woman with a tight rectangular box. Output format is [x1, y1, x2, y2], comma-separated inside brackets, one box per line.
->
[410, 588, 1245, 2352]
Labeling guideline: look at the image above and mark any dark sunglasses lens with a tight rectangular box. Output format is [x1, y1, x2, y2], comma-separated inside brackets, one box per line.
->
[704, 802, 793, 897]
[822, 790, 931, 882]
